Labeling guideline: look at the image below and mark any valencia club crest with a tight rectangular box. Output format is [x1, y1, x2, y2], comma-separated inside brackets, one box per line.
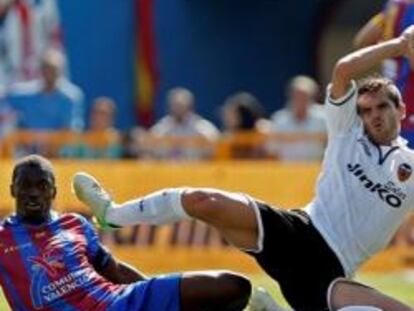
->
[397, 163, 412, 182]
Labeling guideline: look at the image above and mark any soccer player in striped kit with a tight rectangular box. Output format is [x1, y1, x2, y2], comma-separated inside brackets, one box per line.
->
[0, 154, 251, 310]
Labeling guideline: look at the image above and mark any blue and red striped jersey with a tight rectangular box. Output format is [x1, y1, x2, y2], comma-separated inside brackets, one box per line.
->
[0, 212, 133, 311]
[382, 0, 414, 130]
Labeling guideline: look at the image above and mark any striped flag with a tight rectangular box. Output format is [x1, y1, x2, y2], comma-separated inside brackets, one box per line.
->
[136, 0, 159, 127]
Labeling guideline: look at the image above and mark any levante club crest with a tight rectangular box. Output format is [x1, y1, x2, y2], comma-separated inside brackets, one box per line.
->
[397, 163, 412, 182]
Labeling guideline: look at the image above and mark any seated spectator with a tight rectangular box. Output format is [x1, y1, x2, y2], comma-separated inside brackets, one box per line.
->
[7, 48, 84, 131]
[0, 0, 63, 85]
[60, 97, 122, 159]
[121, 126, 154, 159]
[0, 84, 16, 142]
[267, 75, 326, 161]
[220, 91, 268, 158]
[149, 87, 219, 160]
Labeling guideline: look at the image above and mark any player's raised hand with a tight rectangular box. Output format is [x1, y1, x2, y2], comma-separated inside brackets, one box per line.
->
[400, 25, 414, 69]
[400, 25, 414, 54]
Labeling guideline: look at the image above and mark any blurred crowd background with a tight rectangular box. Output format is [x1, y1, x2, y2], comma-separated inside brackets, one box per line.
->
[1, 0, 414, 283]
[0, 0, 407, 162]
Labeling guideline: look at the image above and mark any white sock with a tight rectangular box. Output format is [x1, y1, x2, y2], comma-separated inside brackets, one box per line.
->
[105, 188, 190, 226]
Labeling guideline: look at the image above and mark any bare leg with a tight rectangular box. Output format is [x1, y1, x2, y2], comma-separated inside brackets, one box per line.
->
[329, 278, 413, 311]
[181, 188, 260, 251]
[180, 270, 251, 311]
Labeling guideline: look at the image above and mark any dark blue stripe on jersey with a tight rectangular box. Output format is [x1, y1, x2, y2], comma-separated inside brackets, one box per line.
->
[374, 144, 400, 165]
[328, 87, 356, 106]
[0, 263, 29, 311]
[52, 219, 107, 306]
[11, 225, 77, 311]
[397, 4, 414, 92]
[91, 246, 112, 272]
[77, 216, 113, 270]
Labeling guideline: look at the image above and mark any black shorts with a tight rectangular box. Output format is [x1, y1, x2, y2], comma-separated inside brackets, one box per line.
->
[247, 202, 345, 311]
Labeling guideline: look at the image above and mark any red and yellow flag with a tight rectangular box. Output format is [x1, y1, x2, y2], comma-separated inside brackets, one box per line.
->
[136, 0, 158, 127]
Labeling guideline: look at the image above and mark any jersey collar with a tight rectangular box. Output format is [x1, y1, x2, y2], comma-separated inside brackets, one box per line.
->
[4, 211, 60, 227]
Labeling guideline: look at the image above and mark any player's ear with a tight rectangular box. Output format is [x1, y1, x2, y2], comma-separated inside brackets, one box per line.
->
[10, 184, 16, 198]
[399, 101, 406, 120]
[51, 186, 57, 199]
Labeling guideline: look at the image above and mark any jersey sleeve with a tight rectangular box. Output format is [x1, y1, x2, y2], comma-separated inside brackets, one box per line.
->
[324, 80, 360, 137]
[77, 215, 113, 270]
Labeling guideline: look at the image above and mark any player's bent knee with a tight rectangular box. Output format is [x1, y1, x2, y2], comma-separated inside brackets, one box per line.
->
[216, 271, 252, 309]
[328, 278, 412, 311]
[180, 270, 251, 311]
[328, 278, 361, 310]
[182, 189, 226, 219]
[217, 271, 252, 296]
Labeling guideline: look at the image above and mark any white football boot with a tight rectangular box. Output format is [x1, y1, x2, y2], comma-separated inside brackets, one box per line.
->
[72, 172, 121, 229]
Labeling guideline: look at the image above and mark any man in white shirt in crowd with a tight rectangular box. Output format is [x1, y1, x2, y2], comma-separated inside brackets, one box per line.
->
[268, 75, 326, 161]
[149, 87, 219, 160]
[73, 26, 414, 311]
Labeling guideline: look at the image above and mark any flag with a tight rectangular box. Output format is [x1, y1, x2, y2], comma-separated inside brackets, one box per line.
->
[136, 0, 158, 127]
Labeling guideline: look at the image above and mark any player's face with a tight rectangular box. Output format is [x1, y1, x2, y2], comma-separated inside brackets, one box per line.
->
[11, 166, 56, 224]
[357, 92, 405, 145]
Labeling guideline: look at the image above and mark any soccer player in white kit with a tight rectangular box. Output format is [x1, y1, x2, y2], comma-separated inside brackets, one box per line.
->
[72, 26, 414, 311]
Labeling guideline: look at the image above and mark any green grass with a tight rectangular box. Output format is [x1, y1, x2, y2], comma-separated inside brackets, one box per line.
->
[0, 272, 412, 310]
[251, 271, 414, 308]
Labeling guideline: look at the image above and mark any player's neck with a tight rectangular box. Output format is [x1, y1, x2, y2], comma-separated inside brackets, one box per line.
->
[17, 214, 51, 226]
[366, 133, 400, 147]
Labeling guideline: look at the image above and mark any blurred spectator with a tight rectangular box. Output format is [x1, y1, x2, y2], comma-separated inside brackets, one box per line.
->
[267, 75, 326, 161]
[89, 97, 116, 131]
[60, 97, 122, 159]
[221, 92, 266, 133]
[7, 48, 84, 131]
[122, 126, 146, 159]
[354, 0, 414, 144]
[221, 91, 267, 158]
[149, 87, 219, 160]
[0, 0, 63, 85]
[0, 84, 16, 140]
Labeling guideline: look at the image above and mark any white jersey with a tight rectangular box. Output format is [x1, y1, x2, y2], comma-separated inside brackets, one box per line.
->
[305, 81, 414, 276]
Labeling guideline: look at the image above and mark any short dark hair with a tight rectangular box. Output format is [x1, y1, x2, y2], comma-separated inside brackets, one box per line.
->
[12, 155, 55, 183]
[223, 92, 264, 130]
[358, 76, 402, 108]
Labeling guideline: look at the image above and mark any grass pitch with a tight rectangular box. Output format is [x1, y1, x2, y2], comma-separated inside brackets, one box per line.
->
[251, 271, 414, 308]
[0, 272, 412, 310]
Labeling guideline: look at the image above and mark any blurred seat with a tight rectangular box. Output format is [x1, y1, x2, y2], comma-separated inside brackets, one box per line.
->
[0, 130, 327, 160]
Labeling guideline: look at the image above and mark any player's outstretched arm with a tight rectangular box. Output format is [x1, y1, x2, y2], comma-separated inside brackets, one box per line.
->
[96, 256, 147, 284]
[331, 25, 414, 100]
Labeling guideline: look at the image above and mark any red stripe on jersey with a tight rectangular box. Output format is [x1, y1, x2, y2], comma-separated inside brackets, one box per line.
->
[402, 73, 414, 130]
[59, 215, 129, 309]
[0, 228, 53, 311]
[46, 215, 111, 311]
[25, 225, 81, 311]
